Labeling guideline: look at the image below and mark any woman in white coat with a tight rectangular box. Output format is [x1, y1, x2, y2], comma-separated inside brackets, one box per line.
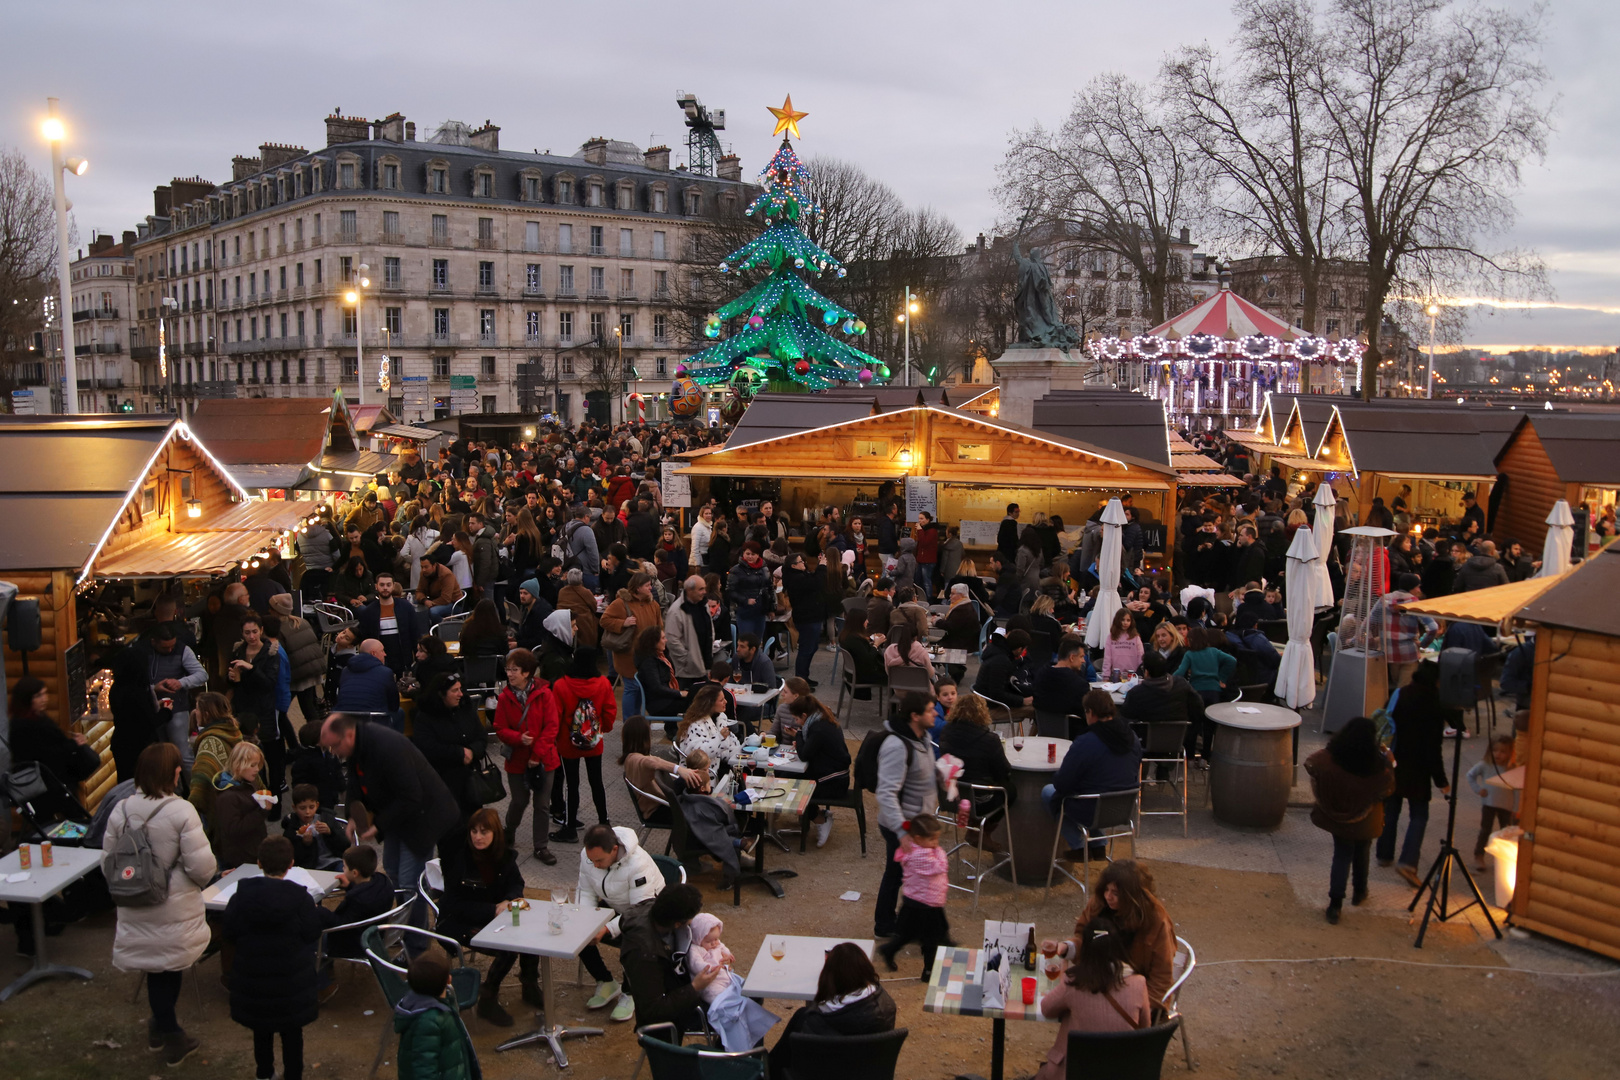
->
[102, 742, 218, 1066]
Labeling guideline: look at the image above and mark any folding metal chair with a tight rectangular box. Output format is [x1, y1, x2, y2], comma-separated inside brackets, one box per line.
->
[1045, 788, 1139, 901]
[1133, 720, 1191, 836]
[434, 614, 470, 642]
[625, 776, 675, 854]
[317, 889, 416, 1003]
[1163, 935, 1198, 1069]
[939, 782, 1015, 911]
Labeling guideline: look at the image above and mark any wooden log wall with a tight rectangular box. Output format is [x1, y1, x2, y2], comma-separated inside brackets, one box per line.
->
[1495, 425, 1577, 557]
[1512, 627, 1620, 961]
[2, 571, 77, 736]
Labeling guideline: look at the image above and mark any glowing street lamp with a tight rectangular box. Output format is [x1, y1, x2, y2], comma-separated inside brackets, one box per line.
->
[1425, 303, 1440, 399]
[898, 286, 922, 385]
[43, 99, 89, 413]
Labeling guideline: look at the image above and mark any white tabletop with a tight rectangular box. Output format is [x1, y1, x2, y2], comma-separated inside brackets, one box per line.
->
[0, 846, 102, 904]
[928, 648, 970, 665]
[725, 682, 779, 708]
[202, 864, 343, 911]
[1205, 702, 1301, 731]
[741, 935, 875, 1001]
[470, 901, 613, 960]
[738, 748, 808, 775]
[1002, 736, 1070, 773]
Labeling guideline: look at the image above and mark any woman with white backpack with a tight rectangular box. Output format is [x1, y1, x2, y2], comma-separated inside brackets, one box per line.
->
[102, 742, 217, 1066]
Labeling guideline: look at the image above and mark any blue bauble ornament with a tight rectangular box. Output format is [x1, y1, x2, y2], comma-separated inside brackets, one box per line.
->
[842, 319, 855, 334]
[836, 267, 847, 278]
[823, 310, 839, 326]
[794, 257, 805, 269]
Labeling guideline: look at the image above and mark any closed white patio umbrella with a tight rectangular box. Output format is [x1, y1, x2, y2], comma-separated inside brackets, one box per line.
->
[1273, 526, 1320, 709]
[1539, 499, 1575, 577]
[1085, 498, 1128, 651]
[1310, 482, 1338, 610]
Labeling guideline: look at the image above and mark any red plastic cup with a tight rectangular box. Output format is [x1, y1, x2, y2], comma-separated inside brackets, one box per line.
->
[1022, 976, 1037, 1005]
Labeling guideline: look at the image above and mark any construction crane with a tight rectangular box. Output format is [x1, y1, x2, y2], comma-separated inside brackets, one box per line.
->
[675, 92, 726, 176]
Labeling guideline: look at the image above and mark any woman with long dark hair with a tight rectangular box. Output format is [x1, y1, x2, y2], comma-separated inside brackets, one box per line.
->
[837, 609, 886, 695]
[1073, 860, 1178, 1007]
[675, 684, 740, 783]
[1307, 715, 1396, 923]
[781, 550, 828, 682]
[789, 694, 852, 848]
[634, 626, 688, 721]
[436, 808, 540, 1026]
[1032, 914, 1151, 1079]
[458, 598, 509, 660]
[411, 672, 488, 817]
[331, 555, 374, 607]
[767, 942, 896, 1080]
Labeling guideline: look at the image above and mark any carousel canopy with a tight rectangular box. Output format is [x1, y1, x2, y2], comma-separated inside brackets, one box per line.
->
[1147, 286, 1301, 341]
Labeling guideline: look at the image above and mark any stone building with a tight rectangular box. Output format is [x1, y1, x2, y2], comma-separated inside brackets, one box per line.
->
[1226, 255, 1368, 340]
[70, 232, 140, 412]
[127, 109, 751, 420]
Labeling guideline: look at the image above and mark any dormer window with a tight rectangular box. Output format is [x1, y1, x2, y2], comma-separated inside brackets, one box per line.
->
[520, 169, 543, 202]
[430, 166, 448, 193]
[651, 187, 668, 213]
[381, 161, 400, 189]
[339, 162, 355, 188]
[617, 182, 635, 210]
[587, 181, 605, 207]
[685, 189, 702, 215]
[474, 168, 494, 198]
[556, 177, 574, 204]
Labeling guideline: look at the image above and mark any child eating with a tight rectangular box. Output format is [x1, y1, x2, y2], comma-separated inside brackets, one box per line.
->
[320, 845, 396, 961]
[281, 783, 347, 870]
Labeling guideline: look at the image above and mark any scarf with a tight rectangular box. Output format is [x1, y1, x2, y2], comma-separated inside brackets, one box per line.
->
[680, 597, 714, 666]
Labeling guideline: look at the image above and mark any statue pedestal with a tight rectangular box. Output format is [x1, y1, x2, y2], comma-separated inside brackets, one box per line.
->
[989, 347, 1089, 428]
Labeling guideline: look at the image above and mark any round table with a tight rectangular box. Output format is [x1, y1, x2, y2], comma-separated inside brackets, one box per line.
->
[1000, 736, 1071, 880]
[1205, 702, 1301, 829]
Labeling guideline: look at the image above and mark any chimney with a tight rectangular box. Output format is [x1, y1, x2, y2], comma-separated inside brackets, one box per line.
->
[375, 112, 406, 143]
[469, 121, 500, 152]
[259, 142, 306, 170]
[716, 154, 742, 182]
[231, 155, 262, 181]
[404, 121, 416, 142]
[976, 232, 987, 252]
[90, 233, 117, 255]
[581, 137, 608, 166]
[643, 145, 671, 172]
[153, 185, 172, 218]
[122, 230, 137, 252]
[324, 110, 371, 147]
[1179, 226, 1191, 244]
[170, 177, 215, 205]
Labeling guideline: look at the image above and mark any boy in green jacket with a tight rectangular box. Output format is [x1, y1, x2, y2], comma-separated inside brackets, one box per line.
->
[394, 947, 480, 1080]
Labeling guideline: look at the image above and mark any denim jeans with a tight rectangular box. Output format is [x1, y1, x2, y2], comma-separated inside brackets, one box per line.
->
[580, 571, 600, 592]
[427, 602, 458, 626]
[384, 835, 431, 945]
[1376, 793, 1431, 868]
[1041, 784, 1096, 850]
[793, 616, 822, 680]
[1329, 836, 1371, 902]
[163, 709, 195, 770]
[735, 611, 766, 648]
[621, 676, 645, 720]
[918, 564, 936, 600]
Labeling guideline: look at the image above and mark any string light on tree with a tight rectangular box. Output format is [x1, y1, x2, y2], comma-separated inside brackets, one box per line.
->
[681, 96, 883, 390]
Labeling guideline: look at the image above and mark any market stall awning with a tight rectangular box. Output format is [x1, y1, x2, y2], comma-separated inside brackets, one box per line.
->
[1227, 430, 1280, 453]
[1271, 454, 1332, 472]
[1171, 453, 1227, 472]
[94, 529, 278, 579]
[175, 497, 325, 534]
[1399, 570, 1575, 626]
[221, 463, 311, 490]
[318, 448, 394, 477]
[373, 423, 441, 442]
[294, 472, 370, 492]
[1177, 471, 1247, 488]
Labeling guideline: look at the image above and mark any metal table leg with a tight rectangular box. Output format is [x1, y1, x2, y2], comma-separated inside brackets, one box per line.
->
[495, 955, 603, 1067]
[735, 823, 797, 899]
[991, 1016, 1006, 1080]
[0, 902, 93, 1002]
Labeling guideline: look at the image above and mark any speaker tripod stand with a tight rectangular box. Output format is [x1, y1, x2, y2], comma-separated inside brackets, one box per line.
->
[1408, 726, 1503, 947]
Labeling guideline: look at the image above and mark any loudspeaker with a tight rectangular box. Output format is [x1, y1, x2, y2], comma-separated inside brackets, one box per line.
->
[1437, 647, 1476, 710]
[7, 598, 41, 653]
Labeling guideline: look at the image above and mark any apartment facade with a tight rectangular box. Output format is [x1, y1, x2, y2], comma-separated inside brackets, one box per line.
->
[128, 110, 751, 420]
[70, 232, 140, 412]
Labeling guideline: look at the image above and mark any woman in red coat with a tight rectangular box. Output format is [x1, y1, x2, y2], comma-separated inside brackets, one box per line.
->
[546, 648, 618, 843]
[492, 647, 560, 865]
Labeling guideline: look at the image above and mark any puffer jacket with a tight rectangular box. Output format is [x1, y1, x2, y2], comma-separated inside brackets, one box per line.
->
[493, 679, 561, 774]
[279, 614, 325, 692]
[394, 991, 480, 1080]
[102, 794, 217, 973]
[600, 590, 662, 679]
[223, 875, 323, 1030]
[727, 557, 773, 621]
[575, 825, 664, 913]
[1305, 748, 1396, 841]
[1454, 553, 1509, 593]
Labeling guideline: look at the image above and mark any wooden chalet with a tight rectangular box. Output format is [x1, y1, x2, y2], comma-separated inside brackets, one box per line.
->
[189, 390, 392, 495]
[1033, 389, 1244, 491]
[0, 416, 315, 810]
[674, 401, 1180, 554]
[1494, 413, 1620, 556]
[1309, 404, 1499, 528]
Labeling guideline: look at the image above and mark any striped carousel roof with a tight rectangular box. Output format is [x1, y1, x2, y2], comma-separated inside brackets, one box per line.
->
[1147, 286, 1301, 341]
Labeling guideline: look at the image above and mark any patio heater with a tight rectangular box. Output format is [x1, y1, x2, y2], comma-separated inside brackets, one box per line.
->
[1320, 526, 1398, 733]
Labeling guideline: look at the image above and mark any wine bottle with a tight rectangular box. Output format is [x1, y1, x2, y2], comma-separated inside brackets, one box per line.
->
[1023, 926, 1036, 971]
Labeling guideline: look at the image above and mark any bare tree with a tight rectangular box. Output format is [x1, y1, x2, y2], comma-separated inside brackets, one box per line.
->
[1317, 0, 1554, 397]
[1001, 73, 1210, 325]
[0, 147, 58, 393]
[1165, 0, 1349, 387]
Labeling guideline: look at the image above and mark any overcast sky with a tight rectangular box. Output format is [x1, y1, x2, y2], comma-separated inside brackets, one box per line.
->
[5, 0, 1613, 351]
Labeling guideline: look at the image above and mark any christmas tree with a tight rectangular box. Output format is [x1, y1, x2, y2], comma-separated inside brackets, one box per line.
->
[681, 96, 887, 391]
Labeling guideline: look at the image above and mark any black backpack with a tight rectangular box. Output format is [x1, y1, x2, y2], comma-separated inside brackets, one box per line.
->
[853, 729, 912, 794]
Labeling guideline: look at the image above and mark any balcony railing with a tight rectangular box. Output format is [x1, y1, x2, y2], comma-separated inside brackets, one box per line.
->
[588, 245, 606, 256]
[91, 342, 124, 354]
[478, 332, 498, 345]
[73, 308, 119, 322]
[476, 237, 499, 250]
[223, 335, 307, 356]
[382, 229, 404, 244]
[335, 229, 360, 245]
[130, 345, 159, 361]
[523, 285, 545, 297]
[430, 234, 453, 248]
[586, 289, 609, 300]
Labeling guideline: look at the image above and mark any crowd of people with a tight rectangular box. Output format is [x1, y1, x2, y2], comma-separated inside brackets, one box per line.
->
[0, 412, 1547, 1076]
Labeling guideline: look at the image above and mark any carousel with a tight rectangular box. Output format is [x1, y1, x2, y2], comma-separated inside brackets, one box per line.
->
[1087, 285, 1362, 420]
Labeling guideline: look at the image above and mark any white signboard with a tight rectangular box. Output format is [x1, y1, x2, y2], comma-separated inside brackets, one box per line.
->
[904, 476, 936, 522]
[401, 375, 430, 411]
[10, 389, 37, 415]
[661, 461, 691, 508]
[960, 519, 1004, 548]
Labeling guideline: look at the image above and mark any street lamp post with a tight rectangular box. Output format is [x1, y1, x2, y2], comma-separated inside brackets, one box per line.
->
[345, 261, 370, 404]
[1425, 303, 1440, 399]
[896, 286, 920, 386]
[43, 99, 89, 414]
[158, 296, 178, 414]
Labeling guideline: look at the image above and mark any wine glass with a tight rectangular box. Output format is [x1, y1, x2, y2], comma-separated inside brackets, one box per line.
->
[1012, 734, 1026, 754]
[769, 937, 787, 976]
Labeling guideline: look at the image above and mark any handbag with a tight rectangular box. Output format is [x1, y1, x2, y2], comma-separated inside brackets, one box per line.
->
[465, 752, 507, 805]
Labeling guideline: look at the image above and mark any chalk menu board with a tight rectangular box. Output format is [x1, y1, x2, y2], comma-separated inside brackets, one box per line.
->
[959, 519, 1003, 548]
[904, 477, 936, 522]
[660, 461, 691, 508]
[64, 639, 88, 722]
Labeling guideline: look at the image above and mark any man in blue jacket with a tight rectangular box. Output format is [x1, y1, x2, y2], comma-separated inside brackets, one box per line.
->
[1043, 690, 1142, 853]
[334, 639, 401, 728]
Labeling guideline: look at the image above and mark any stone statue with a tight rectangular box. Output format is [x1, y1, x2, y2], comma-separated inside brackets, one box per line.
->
[1012, 241, 1082, 352]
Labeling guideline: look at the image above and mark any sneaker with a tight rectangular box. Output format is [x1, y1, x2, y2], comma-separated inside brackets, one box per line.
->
[1325, 903, 1341, 925]
[533, 849, 558, 866]
[1397, 864, 1422, 888]
[586, 980, 622, 1009]
[163, 1031, 201, 1066]
[147, 1020, 165, 1051]
[610, 994, 636, 1022]
[1443, 727, 1459, 738]
[815, 819, 832, 848]
[550, 827, 579, 844]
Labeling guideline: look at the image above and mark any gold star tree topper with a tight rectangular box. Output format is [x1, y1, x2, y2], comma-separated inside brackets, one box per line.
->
[767, 95, 808, 140]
